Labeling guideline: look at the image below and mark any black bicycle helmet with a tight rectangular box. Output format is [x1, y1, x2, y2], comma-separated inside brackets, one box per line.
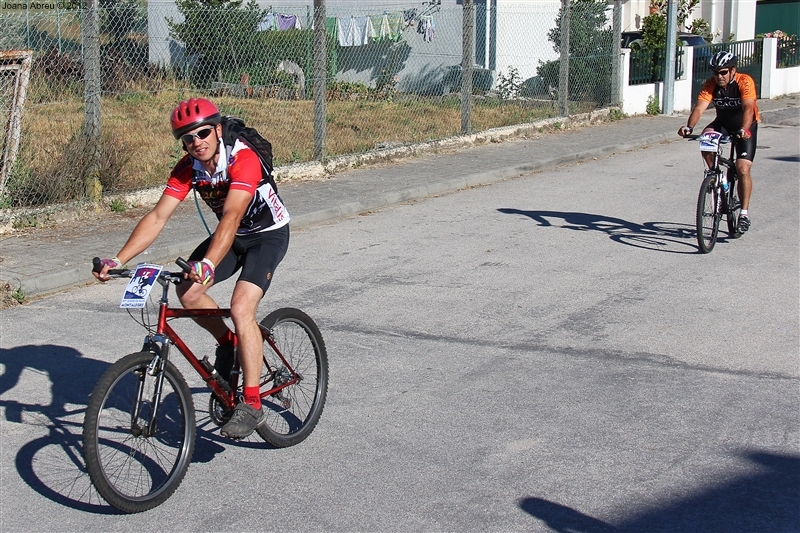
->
[709, 51, 737, 70]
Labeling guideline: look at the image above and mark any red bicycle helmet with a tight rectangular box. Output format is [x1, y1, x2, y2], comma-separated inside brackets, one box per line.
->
[170, 98, 221, 139]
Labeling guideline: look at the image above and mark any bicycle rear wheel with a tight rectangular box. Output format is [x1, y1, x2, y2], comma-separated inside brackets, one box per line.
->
[256, 308, 328, 448]
[725, 170, 743, 239]
[696, 174, 720, 253]
[83, 352, 196, 513]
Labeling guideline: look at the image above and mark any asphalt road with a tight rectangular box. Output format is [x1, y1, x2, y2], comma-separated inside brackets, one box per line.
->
[0, 122, 798, 532]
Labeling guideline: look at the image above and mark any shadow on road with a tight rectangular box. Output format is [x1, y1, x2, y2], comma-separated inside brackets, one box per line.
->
[519, 450, 800, 532]
[1, 344, 113, 512]
[0, 344, 269, 513]
[497, 208, 722, 254]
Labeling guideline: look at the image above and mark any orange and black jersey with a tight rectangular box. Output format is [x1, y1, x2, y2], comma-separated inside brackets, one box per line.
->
[698, 72, 761, 129]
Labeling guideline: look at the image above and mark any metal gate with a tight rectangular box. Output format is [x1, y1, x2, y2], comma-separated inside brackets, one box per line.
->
[692, 39, 763, 103]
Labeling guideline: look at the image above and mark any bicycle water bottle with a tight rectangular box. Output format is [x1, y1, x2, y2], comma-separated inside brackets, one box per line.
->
[720, 173, 729, 192]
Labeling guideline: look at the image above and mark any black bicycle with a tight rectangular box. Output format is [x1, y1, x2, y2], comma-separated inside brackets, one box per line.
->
[690, 132, 742, 253]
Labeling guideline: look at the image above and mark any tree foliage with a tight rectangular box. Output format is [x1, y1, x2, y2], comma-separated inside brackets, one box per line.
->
[648, 0, 701, 31]
[168, 0, 266, 86]
[536, 0, 614, 105]
[168, 0, 337, 91]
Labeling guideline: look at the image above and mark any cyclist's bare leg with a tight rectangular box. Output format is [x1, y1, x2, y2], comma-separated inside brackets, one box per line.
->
[176, 280, 228, 338]
[229, 280, 265, 389]
[736, 158, 753, 210]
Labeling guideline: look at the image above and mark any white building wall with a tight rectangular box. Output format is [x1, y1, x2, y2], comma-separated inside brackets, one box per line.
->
[493, 1, 560, 82]
[619, 0, 758, 42]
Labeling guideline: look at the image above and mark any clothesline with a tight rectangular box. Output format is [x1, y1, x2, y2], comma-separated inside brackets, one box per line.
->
[331, 11, 436, 46]
[257, 8, 437, 45]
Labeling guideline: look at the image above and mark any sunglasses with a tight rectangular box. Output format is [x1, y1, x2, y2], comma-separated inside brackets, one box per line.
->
[181, 126, 215, 145]
[713, 69, 730, 76]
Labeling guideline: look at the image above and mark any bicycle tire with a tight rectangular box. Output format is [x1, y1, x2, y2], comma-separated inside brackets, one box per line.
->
[696, 174, 720, 253]
[82, 352, 196, 513]
[725, 169, 743, 239]
[256, 308, 328, 448]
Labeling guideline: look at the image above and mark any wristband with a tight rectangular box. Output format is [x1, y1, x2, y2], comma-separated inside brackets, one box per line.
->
[738, 128, 751, 138]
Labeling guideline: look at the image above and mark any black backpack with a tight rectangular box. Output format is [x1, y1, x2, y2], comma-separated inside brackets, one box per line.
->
[220, 115, 274, 180]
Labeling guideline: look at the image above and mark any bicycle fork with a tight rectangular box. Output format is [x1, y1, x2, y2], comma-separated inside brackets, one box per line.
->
[705, 170, 724, 220]
[131, 337, 168, 438]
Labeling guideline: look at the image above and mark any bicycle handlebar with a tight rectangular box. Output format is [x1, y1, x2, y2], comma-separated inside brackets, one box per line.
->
[92, 257, 192, 281]
[685, 134, 732, 143]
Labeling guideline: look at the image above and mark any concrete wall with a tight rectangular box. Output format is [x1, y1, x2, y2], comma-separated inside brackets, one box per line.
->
[760, 37, 800, 99]
[619, 47, 695, 115]
[620, 37, 798, 115]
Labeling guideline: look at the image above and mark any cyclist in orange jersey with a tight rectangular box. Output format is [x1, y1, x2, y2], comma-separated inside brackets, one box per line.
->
[678, 51, 760, 233]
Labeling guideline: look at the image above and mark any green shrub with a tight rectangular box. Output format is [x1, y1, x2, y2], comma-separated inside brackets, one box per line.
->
[646, 94, 661, 115]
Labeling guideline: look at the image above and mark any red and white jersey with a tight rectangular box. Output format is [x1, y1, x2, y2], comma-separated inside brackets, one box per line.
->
[165, 140, 289, 235]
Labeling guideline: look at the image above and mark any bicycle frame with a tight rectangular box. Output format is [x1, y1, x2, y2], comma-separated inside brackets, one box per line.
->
[714, 143, 737, 180]
[143, 272, 300, 414]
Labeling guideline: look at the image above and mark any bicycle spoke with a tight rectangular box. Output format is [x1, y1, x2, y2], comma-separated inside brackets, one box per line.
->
[83, 353, 195, 513]
[255, 308, 328, 448]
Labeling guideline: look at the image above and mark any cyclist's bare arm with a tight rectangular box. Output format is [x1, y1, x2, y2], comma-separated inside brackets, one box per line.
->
[680, 99, 711, 136]
[94, 194, 181, 281]
[196, 189, 252, 267]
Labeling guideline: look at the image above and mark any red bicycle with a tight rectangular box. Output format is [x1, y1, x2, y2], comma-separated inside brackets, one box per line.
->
[82, 258, 328, 513]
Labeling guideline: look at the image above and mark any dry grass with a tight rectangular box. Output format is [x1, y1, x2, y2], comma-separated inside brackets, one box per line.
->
[14, 90, 565, 200]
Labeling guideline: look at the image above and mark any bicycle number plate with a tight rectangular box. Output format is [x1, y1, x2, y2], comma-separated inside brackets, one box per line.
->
[698, 131, 722, 152]
[120, 263, 163, 308]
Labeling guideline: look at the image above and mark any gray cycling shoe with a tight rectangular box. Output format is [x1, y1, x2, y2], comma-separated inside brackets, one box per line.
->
[737, 214, 751, 233]
[220, 403, 264, 439]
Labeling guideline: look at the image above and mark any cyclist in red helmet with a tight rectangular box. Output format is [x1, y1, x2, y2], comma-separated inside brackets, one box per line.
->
[94, 97, 290, 439]
[678, 51, 760, 234]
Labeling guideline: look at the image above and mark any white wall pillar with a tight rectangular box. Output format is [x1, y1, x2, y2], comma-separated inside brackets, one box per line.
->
[761, 37, 777, 98]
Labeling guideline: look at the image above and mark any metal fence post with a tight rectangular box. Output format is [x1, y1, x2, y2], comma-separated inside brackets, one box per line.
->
[612, 0, 622, 106]
[663, 0, 678, 114]
[82, 0, 102, 202]
[558, 0, 570, 116]
[313, 0, 327, 162]
[461, 0, 474, 135]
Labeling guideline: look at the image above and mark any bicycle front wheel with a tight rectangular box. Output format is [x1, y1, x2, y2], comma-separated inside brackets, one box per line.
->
[82, 352, 196, 513]
[725, 170, 743, 239]
[696, 174, 720, 253]
[256, 308, 328, 448]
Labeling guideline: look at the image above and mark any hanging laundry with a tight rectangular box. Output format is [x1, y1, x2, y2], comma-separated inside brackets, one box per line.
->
[258, 12, 276, 32]
[418, 17, 435, 42]
[370, 12, 403, 43]
[370, 14, 390, 42]
[386, 12, 404, 41]
[277, 14, 301, 31]
[403, 9, 416, 28]
[325, 16, 338, 39]
[337, 16, 373, 47]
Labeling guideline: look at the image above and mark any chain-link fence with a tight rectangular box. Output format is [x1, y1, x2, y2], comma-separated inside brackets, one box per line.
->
[0, 0, 617, 218]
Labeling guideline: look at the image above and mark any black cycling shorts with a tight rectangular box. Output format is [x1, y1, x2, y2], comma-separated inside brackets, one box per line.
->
[188, 224, 290, 294]
[705, 120, 758, 162]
